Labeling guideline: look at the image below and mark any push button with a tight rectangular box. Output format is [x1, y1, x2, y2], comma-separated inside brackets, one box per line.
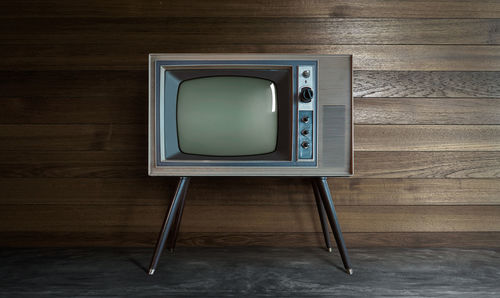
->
[298, 110, 313, 160]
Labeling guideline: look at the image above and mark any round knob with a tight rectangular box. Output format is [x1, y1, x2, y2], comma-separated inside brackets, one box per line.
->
[301, 116, 310, 123]
[301, 129, 309, 136]
[301, 141, 310, 149]
[300, 87, 314, 103]
[302, 70, 311, 78]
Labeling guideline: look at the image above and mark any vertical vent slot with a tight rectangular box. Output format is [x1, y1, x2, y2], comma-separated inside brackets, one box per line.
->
[322, 105, 347, 167]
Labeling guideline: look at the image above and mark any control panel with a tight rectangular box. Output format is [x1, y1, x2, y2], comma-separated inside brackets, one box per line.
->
[297, 65, 316, 161]
[298, 110, 313, 159]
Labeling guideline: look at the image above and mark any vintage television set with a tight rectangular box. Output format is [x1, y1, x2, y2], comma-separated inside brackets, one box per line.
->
[148, 54, 353, 275]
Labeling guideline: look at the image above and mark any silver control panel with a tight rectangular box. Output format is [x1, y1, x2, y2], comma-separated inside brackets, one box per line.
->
[297, 65, 316, 161]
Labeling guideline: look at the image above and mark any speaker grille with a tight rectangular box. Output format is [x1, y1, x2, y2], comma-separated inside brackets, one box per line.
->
[321, 105, 348, 168]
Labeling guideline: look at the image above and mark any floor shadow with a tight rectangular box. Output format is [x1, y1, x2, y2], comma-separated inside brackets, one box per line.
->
[128, 257, 148, 274]
[333, 264, 346, 273]
[314, 247, 350, 273]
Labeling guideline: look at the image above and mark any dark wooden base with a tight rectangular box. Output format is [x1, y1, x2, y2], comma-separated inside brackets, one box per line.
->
[2, 247, 499, 297]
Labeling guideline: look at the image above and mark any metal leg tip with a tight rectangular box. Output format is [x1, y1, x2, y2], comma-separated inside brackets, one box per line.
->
[148, 269, 155, 275]
[347, 268, 353, 275]
[327, 247, 332, 253]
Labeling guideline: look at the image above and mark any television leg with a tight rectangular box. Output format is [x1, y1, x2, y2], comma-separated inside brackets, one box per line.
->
[166, 183, 189, 252]
[315, 177, 353, 275]
[148, 177, 191, 275]
[312, 179, 333, 252]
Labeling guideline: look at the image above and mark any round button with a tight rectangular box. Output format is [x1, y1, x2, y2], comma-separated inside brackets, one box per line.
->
[301, 141, 310, 149]
[302, 70, 311, 78]
[300, 87, 314, 103]
[301, 116, 310, 123]
[301, 129, 309, 136]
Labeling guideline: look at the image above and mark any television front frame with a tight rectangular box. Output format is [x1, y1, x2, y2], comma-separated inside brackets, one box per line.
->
[149, 54, 353, 177]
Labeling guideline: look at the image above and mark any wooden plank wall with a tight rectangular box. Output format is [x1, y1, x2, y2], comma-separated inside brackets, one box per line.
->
[1, 0, 500, 247]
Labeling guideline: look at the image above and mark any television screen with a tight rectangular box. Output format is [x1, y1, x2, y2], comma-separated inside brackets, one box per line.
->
[176, 76, 278, 156]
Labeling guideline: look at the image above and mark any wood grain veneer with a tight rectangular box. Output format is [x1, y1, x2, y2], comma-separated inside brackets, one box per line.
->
[0, 0, 499, 247]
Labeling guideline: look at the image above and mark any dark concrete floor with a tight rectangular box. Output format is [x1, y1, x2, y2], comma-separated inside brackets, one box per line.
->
[0, 247, 499, 297]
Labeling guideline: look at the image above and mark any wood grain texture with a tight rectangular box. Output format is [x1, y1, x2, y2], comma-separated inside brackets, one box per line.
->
[1, 0, 500, 247]
[2, 124, 499, 152]
[0, 124, 146, 151]
[0, 205, 499, 233]
[1, 71, 500, 127]
[1, 178, 499, 206]
[2, 45, 500, 71]
[2, 232, 500, 248]
[355, 152, 500, 178]
[0, 71, 146, 98]
[7, 96, 499, 126]
[355, 98, 500, 124]
[0, 151, 145, 178]
[354, 71, 500, 98]
[3, 71, 498, 103]
[7, 96, 500, 125]
[355, 125, 500, 151]
[1, 248, 499, 297]
[0, 97, 144, 124]
[177, 232, 500, 248]
[1, 0, 499, 18]
[2, 18, 498, 46]
[1, 151, 499, 178]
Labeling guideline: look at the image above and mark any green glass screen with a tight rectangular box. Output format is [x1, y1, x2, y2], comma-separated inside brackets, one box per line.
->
[176, 76, 278, 156]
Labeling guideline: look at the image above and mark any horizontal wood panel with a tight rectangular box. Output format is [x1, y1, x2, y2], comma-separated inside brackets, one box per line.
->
[2, 124, 500, 152]
[345, 45, 500, 71]
[2, 18, 498, 46]
[0, 124, 146, 151]
[2, 45, 500, 71]
[2, 231, 500, 248]
[177, 232, 500, 248]
[0, 151, 146, 178]
[355, 151, 500, 178]
[1, 151, 499, 178]
[1, 0, 499, 18]
[355, 125, 500, 151]
[1, 0, 499, 249]
[355, 98, 500, 124]
[354, 71, 500, 98]
[5, 96, 500, 125]
[2, 71, 500, 126]
[1, 205, 499, 232]
[3, 71, 498, 101]
[1, 178, 499, 206]
[0, 97, 146, 125]
[0, 71, 146, 98]
[3, 97, 500, 126]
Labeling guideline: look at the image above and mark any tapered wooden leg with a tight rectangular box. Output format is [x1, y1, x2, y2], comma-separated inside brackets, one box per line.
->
[312, 179, 333, 252]
[316, 177, 353, 275]
[166, 184, 189, 252]
[148, 177, 190, 275]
